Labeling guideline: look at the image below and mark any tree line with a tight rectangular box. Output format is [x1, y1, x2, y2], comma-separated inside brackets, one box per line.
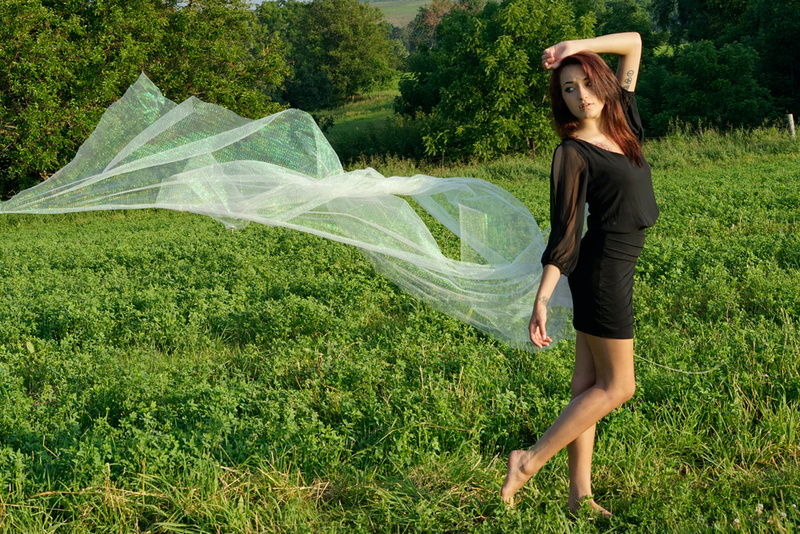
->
[395, 0, 798, 160]
[1, 0, 797, 196]
[0, 0, 399, 197]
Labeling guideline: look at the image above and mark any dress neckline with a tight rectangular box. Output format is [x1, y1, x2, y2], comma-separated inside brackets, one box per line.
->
[571, 137, 625, 156]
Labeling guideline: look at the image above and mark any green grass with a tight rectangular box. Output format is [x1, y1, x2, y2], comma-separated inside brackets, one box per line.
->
[370, 0, 428, 27]
[323, 81, 432, 164]
[323, 84, 402, 162]
[1, 131, 799, 532]
[325, 86, 398, 142]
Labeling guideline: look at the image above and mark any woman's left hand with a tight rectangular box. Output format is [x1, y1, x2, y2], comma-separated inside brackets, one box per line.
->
[529, 300, 553, 348]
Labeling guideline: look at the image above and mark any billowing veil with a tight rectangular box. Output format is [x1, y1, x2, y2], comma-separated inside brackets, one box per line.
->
[0, 74, 572, 350]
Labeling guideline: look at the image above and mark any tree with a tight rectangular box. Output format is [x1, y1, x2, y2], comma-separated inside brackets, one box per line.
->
[395, 8, 474, 118]
[746, 0, 800, 114]
[397, 0, 593, 161]
[0, 0, 166, 195]
[650, 0, 749, 45]
[152, 0, 288, 115]
[259, 0, 400, 110]
[639, 0, 794, 126]
[637, 40, 776, 135]
[406, 0, 457, 52]
[0, 0, 288, 197]
[595, 0, 665, 62]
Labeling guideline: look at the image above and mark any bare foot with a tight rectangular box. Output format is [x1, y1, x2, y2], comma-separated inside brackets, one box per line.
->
[568, 496, 612, 520]
[501, 450, 536, 506]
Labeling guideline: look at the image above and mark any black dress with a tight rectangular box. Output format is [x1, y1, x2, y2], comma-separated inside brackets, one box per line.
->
[541, 90, 659, 339]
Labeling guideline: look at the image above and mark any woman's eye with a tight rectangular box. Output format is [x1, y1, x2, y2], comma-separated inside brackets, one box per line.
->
[565, 87, 574, 93]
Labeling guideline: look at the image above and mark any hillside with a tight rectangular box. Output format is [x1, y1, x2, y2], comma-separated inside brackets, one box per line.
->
[369, 0, 428, 27]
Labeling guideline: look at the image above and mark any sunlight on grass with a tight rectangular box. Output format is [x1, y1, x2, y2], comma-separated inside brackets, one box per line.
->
[327, 88, 399, 122]
[323, 85, 400, 158]
[372, 0, 430, 27]
[1, 108, 799, 532]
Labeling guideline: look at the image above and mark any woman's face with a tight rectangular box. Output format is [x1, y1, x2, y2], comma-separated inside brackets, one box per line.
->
[560, 64, 604, 122]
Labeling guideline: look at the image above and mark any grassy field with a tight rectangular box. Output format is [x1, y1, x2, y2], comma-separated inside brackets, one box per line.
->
[325, 85, 399, 148]
[371, 0, 429, 27]
[1, 126, 799, 532]
[323, 82, 433, 164]
[323, 83, 403, 163]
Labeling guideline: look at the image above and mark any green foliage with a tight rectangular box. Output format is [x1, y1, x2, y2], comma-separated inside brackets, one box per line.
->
[329, 106, 430, 163]
[396, 0, 594, 162]
[322, 83, 430, 162]
[306, 0, 397, 100]
[404, 0, 469, 53]
[560, 0, 795, 137]
[0, 0, 288, 198]
[647, 0, 800, 117]
[149, 0, 288, 115]
[651, 0, 749, 45]
[745, 0, 800, 114]
[1, 130, 799, 531]
[638, 40, 777, 136]
[258, 0, 401, 111]
[594, 0, 666, 62]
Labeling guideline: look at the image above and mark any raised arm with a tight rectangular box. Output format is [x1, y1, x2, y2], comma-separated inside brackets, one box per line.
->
[542, 32, 643, 91]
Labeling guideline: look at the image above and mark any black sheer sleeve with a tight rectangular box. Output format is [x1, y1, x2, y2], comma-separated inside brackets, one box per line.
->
[621, 89, 645, 143]
[541, 143, 588, 276]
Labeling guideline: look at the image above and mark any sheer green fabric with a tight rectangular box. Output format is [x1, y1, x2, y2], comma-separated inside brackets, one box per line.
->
[1, 74, 572, 350]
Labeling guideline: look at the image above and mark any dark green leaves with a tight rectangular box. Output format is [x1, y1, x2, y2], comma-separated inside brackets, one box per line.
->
[396, 0, 591, 161]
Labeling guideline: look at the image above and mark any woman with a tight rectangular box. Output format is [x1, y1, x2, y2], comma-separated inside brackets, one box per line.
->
[501, 32, 659, 516]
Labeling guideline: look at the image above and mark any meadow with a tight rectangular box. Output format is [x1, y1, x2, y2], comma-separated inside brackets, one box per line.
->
[370, 0, 428, 27]
[1, 122, 799, 532]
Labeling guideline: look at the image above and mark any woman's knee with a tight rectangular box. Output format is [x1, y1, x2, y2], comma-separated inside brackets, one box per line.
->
[584, 334, 635, 405]
[612, 378, 636, 405]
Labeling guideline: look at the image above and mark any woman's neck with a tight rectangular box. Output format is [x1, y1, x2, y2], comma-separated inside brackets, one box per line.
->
[574, 118, 603, 138]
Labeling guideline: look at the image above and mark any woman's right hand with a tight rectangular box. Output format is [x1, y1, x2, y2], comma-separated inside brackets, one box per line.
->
[541, 41, 582, 70]
[529, 297, 552, 348]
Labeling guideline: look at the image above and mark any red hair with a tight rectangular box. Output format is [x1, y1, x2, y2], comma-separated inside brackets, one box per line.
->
[549, 51, 642, 166]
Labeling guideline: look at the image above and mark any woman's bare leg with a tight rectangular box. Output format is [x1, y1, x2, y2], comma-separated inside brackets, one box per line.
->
[567, 332, 601, 512]
[501, 333, 635, 505]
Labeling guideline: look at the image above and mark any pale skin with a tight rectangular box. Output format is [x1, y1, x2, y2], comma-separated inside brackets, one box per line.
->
[501, 32, 643, 516]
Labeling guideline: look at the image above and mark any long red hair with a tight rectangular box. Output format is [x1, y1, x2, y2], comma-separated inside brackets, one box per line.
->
[549, 51, 642, 166]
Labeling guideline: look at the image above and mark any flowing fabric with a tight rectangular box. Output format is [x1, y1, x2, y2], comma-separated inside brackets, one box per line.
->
[0, 74, 572, 350]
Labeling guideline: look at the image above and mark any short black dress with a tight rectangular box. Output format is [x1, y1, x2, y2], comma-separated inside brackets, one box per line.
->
[541, 90, 659, 339]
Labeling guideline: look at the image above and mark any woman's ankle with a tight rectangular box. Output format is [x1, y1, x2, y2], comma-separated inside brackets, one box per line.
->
[568, 495, 612, 518]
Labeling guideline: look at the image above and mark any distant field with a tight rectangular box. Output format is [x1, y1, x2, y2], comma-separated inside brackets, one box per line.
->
[250, 0, 424, 28]
[369, 0, 428, 27]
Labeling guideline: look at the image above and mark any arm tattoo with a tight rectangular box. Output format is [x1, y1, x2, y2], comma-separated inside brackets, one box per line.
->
[623, 69, 635, 90]
[536, 296, 549, 306]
